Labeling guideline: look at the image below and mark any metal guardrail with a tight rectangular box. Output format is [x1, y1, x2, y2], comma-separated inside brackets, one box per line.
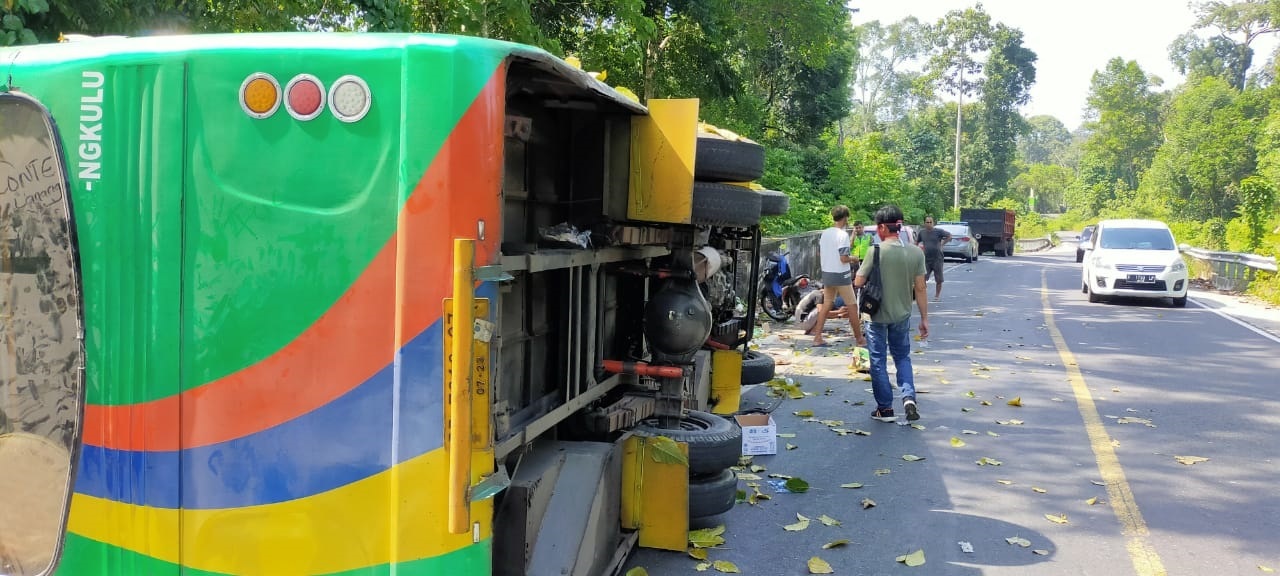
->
[1179, 244, 1276, 291]
[1179, 245, 1277, 272]
[1016, 236, 1054, 252]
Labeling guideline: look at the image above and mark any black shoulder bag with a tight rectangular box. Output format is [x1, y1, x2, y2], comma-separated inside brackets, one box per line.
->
[859, 245, 883, 316]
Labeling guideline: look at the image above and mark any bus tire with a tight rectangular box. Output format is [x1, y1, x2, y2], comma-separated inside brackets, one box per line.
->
[696, 137, 765, 182]
[632, 410, 742, 476]
[740, 350, 775, 385]
[759, 189, 790, 216]
[689, 468, 738, 519]
[692, 182, 762, 228]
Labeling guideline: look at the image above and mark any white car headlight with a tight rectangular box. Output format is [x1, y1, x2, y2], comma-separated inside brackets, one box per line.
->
[1170, 260, 1187, 272]
[1091, 257, 1112, 270]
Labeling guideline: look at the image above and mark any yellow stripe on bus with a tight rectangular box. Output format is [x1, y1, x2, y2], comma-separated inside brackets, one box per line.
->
[67, 447, 490, 576]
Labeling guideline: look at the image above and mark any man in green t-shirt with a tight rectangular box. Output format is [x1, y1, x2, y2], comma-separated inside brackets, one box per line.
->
[855, 205, 929, 423]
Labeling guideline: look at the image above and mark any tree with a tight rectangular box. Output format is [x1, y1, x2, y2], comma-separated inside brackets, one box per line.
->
[928, 5, 994, 209]
[850, 17, 930, 134]
[1139, 75, 1255, 220]
[1018, 115, 1072, 165]
[1079, 58, 1163, 197]
[977, 23, 1036, 198]
[1011, 163, 1074, 213]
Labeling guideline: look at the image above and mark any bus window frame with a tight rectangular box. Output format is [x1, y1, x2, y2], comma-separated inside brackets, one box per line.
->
[0, 89, 87, 576]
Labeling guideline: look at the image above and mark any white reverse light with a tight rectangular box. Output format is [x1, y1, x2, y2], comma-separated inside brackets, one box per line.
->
[328, 75, 372, 123]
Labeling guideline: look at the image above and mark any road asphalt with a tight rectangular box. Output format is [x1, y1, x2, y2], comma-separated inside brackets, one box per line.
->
[624, 242, 1280, 576]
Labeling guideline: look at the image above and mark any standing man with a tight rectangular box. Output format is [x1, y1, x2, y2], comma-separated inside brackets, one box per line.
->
[850, 220, 873, 264]
[855, 205, 928, 422]
[810, 205, 865, 348]
[917, 216, 951, 302]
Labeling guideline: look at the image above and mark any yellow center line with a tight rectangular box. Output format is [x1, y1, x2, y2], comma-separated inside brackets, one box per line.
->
[1040, 270, 1168, 576]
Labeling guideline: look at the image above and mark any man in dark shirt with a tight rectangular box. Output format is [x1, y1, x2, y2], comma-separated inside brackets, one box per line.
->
[917, 216, 951, 302]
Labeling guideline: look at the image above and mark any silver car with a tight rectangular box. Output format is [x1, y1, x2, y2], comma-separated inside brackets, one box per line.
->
[937, 222, 979, 262]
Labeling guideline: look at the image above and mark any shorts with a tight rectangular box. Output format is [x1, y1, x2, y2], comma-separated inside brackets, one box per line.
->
[822, 270, 852, 287]
[925, 257, 945, 283]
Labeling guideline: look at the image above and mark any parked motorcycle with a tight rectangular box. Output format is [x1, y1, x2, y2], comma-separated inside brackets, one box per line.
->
[758, 251, 814, 321]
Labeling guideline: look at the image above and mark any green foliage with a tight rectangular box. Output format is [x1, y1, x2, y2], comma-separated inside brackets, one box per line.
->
[1079, 58, 1163, 195]
[1237, 175, 1276, 251]
[1140, 76, 1255, 221]
[1, 0, 49, 46]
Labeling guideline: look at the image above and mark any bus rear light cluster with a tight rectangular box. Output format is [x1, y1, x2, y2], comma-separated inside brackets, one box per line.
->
[240, 72, 371, 122]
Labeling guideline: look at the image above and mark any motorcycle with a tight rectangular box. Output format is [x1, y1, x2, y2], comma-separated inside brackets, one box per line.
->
[758, 251, 814, 321]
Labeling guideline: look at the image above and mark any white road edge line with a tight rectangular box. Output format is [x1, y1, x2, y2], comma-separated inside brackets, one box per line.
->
[1188, 297, 1280, 345]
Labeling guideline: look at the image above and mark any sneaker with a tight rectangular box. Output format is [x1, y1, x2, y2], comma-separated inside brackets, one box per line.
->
[871, 408, 896, 422]
[904, 400, 920, 421]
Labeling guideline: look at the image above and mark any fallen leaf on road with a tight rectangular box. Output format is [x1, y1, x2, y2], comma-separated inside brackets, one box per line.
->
[958, 541, 974, 553]
[895, 549, 926, 567]
[965, 391, 976, 398]
[1006, 536, 1031, 547]
[1007, 397, 1023, 407]
[689, 549, 708, 561]
[940, 378, 952, 385]
[1051, 397, 1064, 402]
[911, 424, 926, 430]
[1085, 497, 1099, 506]
[713, 560, 740, 573]
[768, 473, 792, 479]
[737, 473, 762, 481]
[951, 437, 967, 447]
[695, 563, 710, 572]
[976, 457, 1003, 466]
[1032, 487, 1047, 493]
[996, 479, 1014, 485]
[1174, 455, 1209, 466]
[832, 428, 853, 436]
[996, 419, 1024, 425]
[980, 400, 993, 406]
[785, 514, 811, 531]
[822, 540, 850, 549]
[807, 557, 834, 574]
[861, 498, 877, 509]
[750, 464, 767, 473]
[874, 468, 892, 476]
[841, 482, 864, 489]
[903, 454, 926, 462]
[1033, 549, 1050, 556]
[786, 478, 811, 493]
[965, 345, 974, 349]
[854, 429, 872, 436]
[689, 525, 726, 548]
[820, 419, 845, 427]
[987, 431, 1000, 437]
[1016, 355, 1032, 361]
[626, 568, 649, 576]
[962, 430, 978, 435]
[787, 443, 798, 450]
[794, 410, 814, 417]
[818, 514, 842, 526]
[962, 408, 975, 412]
[1116, 417, 1156, 427]
[1259, 565, 1275, 573]
[1091, 480, 1107, 486]
[778, 433, 798, 438]
[1045, 514, 1069, 525]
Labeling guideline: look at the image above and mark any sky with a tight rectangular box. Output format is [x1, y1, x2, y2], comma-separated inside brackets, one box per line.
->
[850, 0, 1278, 131]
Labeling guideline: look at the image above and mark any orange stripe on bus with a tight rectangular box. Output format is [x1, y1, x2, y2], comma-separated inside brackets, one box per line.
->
[82, 65, 505, 452]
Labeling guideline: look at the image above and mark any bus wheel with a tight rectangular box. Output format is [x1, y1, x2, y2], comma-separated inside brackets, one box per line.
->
[689, 468, 738, 519]
[759, 189, 790, 216]
[633, 410, 742, 476]
[740, 350, 775, 385]
[691, 182, 762, 228]
[695, 136, 765, 182]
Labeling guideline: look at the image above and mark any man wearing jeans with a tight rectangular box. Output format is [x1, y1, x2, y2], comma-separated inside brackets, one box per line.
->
[855, 205, 929, 422]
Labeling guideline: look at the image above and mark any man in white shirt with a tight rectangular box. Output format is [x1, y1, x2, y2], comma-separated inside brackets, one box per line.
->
[809, 205, 866, 347]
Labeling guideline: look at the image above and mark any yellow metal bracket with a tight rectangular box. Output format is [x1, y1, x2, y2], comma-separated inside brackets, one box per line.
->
[710, 350, 742, 414]
[620, 434, 690, 551]
[627, 98, 700, 224]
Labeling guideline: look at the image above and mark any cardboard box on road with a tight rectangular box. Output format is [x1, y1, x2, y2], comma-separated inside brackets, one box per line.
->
[734, 413, 777, 456]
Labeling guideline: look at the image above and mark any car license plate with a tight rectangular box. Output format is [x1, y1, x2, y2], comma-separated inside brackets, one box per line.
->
[1126, 274, 1155, 284]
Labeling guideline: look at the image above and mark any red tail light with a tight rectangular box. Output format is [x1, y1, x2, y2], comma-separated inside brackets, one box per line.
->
[958, 236, 970, 242]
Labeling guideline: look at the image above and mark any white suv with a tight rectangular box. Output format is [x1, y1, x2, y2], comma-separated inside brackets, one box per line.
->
[1081, 219, 1189, 307]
